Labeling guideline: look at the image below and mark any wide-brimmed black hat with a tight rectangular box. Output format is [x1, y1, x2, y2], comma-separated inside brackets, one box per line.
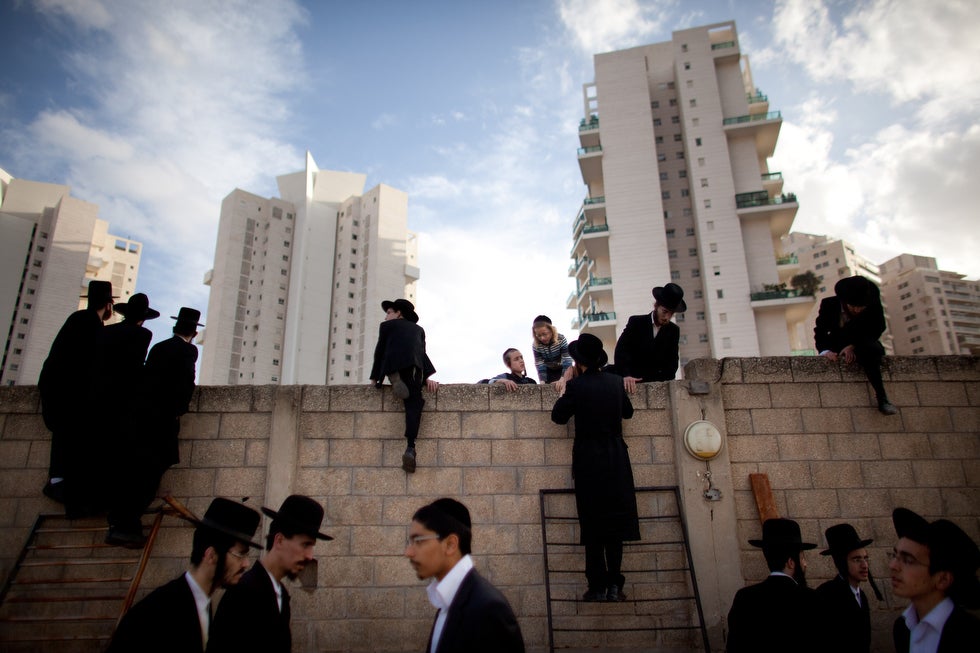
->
[381, 298, 418, 324]
[893, 508, 980, 606]
[193, 497, 262, 549]
[568, 333, 608, 369]
[81, 280, 117, 304]
[262, 495, 333, 541]
[821, 523, 873, 556]
[171, 307, 204, 327]
[835, 276, 875, 307]
[113, 293, 160, 321]
[652, 283, 687, 313]
[749, 518, 817, 551]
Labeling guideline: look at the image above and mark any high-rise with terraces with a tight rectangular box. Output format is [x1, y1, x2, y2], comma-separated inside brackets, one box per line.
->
[568, 22, 808, 369]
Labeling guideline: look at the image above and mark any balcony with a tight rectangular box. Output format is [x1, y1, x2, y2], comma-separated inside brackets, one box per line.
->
[579, 115, 600, 149]
[572, 311, 617, 331]
[203, 269, 214, 286]
[736, 191, 798, 237]
[750, 288, 805, 301]
[579, 115, 599, 132]
[761, 172, 783, 182]
[776, 254, 799, 266]
[746, 92, 768, 104]
[570, 222, 610, 264]
[583, 195, 605, 205]
[761, 171, 784, 195]
[723, 111, 781, 126]
[711, 40, 735, 50]
[577, 145, 603, 185]
[722, 111, 782, 157]
[736, 191, 797, 209]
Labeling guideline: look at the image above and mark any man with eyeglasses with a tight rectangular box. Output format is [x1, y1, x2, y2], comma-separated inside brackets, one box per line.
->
[889, 507, 980, 653]
[107, 498, 261, 653]
[405, 498, 524, 653]
[814, 523, 883, 653]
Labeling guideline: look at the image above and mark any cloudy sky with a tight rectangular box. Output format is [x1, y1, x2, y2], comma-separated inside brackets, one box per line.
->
[2, 0, 977, 383]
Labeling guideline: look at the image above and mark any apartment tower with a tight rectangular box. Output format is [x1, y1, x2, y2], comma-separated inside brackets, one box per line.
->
[199, 153, 418, 386]
[569, 22, 808, 368]
[0, 170, 142, 386]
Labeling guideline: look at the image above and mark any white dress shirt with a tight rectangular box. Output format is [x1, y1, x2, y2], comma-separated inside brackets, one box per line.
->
[184, 571, 211, 648]
[427, 554, 474, 653]
[903, 596, 954, 653]
[264, 566, 284, 612]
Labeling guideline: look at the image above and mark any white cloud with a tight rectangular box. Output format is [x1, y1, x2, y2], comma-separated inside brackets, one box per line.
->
[34, 0, 113, 30]
[557, 0, 673, 54]
[372, 113, 397, 130]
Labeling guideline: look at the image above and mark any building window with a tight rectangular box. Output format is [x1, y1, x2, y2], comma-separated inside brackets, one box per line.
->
[692, 117, 699, 126]
[713, 266, 721, 276]
[696, 311, 705, 320]
[689, 99, 696, 107]
[347, 307, 354, 314]
[723, 337, 731, 349]
[662, 191, 670, 199]
[676, 151, 684, 159]
[684, 62, 691, 70]
[680, 189, 690, 197]
[280, 269, 287, 275]
[658, 153, 667, 162]
[695, 138, 702, 146]
[654, 118, 662, 126]
[689, 248, 698, 257]
[700, 178, 708, 188]
[350, 263, 356, 269]
[717, 289, 724, 298]
[668, 249, 678, 259]
[720, 312, 727, 323]
[655, 136, 664, 144]
[692, 269, 701, 278]
[672, 116, 680, 124]
[671, 270, 681, 281]
[704, 199, 711, 208]
[674, 134, 682, 142]
[651, 100, 660, 108]
[698, 333, 708, 343]
[710, 242, 718, 252]
[669, 98, 677, 107]
[272, 359, 280, 366]
[660, 172, 668, 181]
[666, 229, 675, 238]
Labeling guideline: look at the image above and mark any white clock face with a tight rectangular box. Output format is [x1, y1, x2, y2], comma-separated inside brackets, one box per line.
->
[683, 420, 723, 460]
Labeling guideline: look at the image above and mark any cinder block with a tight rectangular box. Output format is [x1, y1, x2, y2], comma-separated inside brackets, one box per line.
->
[190, 440, 246, 467]
[245, 440, 268, 466]
[838, 489, 891, 517]
[819, 383, 872, 408]
[729, 463, 760, 490]
[218, 413, 271, 439]
[406, 466, 463, 496]
[0, 386, 40, 413]
[742, 358, 793, 383]
[352, 411, 403, 439]
[828, 433, 882, 460]
[214, 467, 266, 497]
[325, 495, 382, 527]
[298, 439, 328, 467]
[876, 433, 931, 460]
[917, 382, 968, 407]
[515, 412, 567, 439]
[790, 356, 842, 382]
[437, 439, 491, 466]
[810, 460, 864, 488]
[727, 434, 779, 462]
[887, 357, 939, 381]
[352, 468, 408, 496]
[770, 383, 822, 408]
[801, 407, 855, 433]
[374, 554, 419, 586]
[719, 357, 743, 384]
[777, 433, 830, 460]
[294, 467, 352, 496]
[888, 488, 943, 516]
[929, 432, 980, 459]
[492, 439, 545, 466]
[462, 467, 518, 494]
[2, 414, 46, 440]
[486, 552, 543, 586]
[886, 382, 919, 407]
[861, 461, 914, 488]
[949, 406, 980, 432]
[936, 356, 980, 380]
[758, 461, 812, 489]
[517, 524, 543, 554]
[784, 489, 840, 518]
[651, 434, 675, 462]
[544, 438, 573, 465]
[852, 407, 908, 433]
[493, 494, 539, 524]
[197, 386, 253, 412]
[26, 440, 49, 468]
[0, 441, 30, 468]
[300, 412, 354, 439]
[329, 385, 383, 412]
[381, 495, 430, 525]
[366, 617, 430, 652]
[489, 384, 543, 411]
[632, 463, 676, 487]
[252, 385, 276, 412]
[685, 358, 721, 383]
[159, 468, 216, 498]
[722, 384, 772, 409]
[476, 524, 520, 555]
[645, 381, 672, 410]
[329, 439, 383, 467]
[349, 525, 405, 559]
[301, 385, 330, 411]
[461, 412, 515, 438]
[724, 409, 753, 435]
[518, 467, 571, 493]
[940, 487, 980, 517]
[623, 436, 652, 464]
[178, 413, 220, 439]
[435, 384, 489, 411]
[623, 409, 672, 437]
[414, 411, 462, 439]
[913, 460, 966, 487]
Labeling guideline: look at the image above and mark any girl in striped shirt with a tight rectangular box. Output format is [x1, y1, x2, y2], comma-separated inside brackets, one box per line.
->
[531, 315, 573, 384]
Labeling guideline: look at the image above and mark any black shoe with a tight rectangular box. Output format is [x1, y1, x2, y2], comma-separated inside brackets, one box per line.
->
[42, 481, 66, 504]
[878, 400, 898, 415]
[401, 446, 417, 473]
[105, 527, 146, 549]
[606, 585, 626, 602]
[582, 589, 606, 602]
[388, 373, 410, 400]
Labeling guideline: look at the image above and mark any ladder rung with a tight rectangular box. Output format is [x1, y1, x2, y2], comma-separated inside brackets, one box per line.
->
[4, 594, 127, 603]
[554, 625, 702, 633]
[28, 543, 117, 550]
[20, 558, 139, 567]
[35, 526, 109, 534]
[13, 577, 132, 585]
[0, 614, 118, 623]
[0, 634, 112, 642]
[550, 594, 695, 603]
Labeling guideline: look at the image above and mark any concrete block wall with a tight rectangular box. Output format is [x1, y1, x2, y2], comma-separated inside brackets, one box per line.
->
[0, 355, 977, 652]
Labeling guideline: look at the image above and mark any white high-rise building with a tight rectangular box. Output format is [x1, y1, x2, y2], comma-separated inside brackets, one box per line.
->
[0, 170, 142, 386]
[199, 153, 419, 386]
[568, 22, 810, 368]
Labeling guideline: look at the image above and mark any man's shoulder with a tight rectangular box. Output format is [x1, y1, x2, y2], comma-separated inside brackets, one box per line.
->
[458, 569, 513, 609]
[625, 313, 651, 327]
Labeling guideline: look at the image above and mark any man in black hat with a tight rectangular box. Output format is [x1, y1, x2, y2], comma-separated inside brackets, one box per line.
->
[609, 283, 685, 392]
[479, 348, 537, 390]
[726, 517, 818, 653]
[889, 507, 980, 653]
[105, 307, 202, 548]
[405, 498, 525, 653]
[209, 494, 332, 653]
[815, 523, 882, 653]
[38, 279, 116, 511]
[551, 334, 639, 602]
[107, 497, 261, 653]
[815, 275, 896, 415]
[369, 298, 437, 473]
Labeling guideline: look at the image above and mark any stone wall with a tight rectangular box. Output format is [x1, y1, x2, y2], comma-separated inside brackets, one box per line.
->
[0, 355, 976, 652]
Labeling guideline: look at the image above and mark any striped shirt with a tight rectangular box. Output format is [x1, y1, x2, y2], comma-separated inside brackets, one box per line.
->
[532, 333, 573, 382]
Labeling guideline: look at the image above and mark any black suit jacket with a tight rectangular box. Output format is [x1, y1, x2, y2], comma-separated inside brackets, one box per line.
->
[428, 568, 525, 653]
[814, 291, 885, 354]
[893, 604, 980, 653]
[208, 562, 290, 653]
[613, 314, 680, 382]
[727, 574, 817, 653]
[370, 318, 435, 381]
[95, 320, 152, 412]
[142, 335, 198, 466]
[39, 308, 104, 430]
[107, 575, 204, 653]
[814, 575, 870, 653]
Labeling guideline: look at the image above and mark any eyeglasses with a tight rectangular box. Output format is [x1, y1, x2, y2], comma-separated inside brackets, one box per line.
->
[887, 551, 927, 568]
[848, 555, 870, 564]
[406, 534, 442, 547]
[227, 549, 250, 560]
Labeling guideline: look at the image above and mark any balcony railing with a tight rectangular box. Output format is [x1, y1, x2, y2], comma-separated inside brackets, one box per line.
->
[579, 115, 599, 131]
[723, 110, 781, 126]
[582, 224, 609, 234]
[761, 172, 783, 182]
[583, 311, 616, 323]
[735, 191, 797, 209]
[577, 145, 603, 155]
[776, 254, 799, 265]
[750, 288, 810, 301]
[588, 276, 612, 288]
[583, 196, 605, 205]
[746, 92, 768, 104]
[711, 41, 735, 50]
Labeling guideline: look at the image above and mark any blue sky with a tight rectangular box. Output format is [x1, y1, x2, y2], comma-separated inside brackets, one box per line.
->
[2, 0, 978, 383]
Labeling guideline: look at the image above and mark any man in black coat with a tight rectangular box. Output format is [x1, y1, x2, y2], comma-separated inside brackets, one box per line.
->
[208, 495, 332, 653]
[815, 275, 896, 414]
[480, 348, 537, 391]
[609, 283, 685, 392]
[107, 498, 261, 653]
[405, 498, 524, 653]
[105, 307, 201, 548]
[551, 334, 639, 602]
[889, 508, 980, 653]
[369, 298, 437, 473]
[815, 523, 882, 653]
[726, 518, 819, 653]
[38, 280, 115, 512]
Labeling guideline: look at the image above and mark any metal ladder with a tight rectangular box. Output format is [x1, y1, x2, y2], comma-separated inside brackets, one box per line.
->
[539, 486, 710, 652]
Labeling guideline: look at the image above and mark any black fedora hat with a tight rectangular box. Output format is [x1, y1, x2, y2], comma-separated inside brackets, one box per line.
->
[171, 307, 204, 327]
[652, 283, 687, 313]
[821, 523, 873, 556]
[568, 333, 608, 369]
[834, 276, 875, 307]
[193, 497, 262, 549]
[749, 518, 817, 551]
[381, 298, 418, 324]
[113, 293, 160, 321]
[262, 495, 333, 541]
[893, 508, 980, 606]
[81, 280, 117, 304]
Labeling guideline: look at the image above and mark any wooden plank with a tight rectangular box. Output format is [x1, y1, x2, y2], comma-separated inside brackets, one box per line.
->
[749, 473, 779, 523]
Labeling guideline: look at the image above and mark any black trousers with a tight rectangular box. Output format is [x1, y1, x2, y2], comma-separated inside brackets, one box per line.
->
[853, 339, 887, 399]
[585, 538, 624, 590]
[400, 366, 425, 445]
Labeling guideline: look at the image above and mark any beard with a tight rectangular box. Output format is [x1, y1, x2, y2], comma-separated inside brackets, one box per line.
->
[792, 558, 808, 588]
